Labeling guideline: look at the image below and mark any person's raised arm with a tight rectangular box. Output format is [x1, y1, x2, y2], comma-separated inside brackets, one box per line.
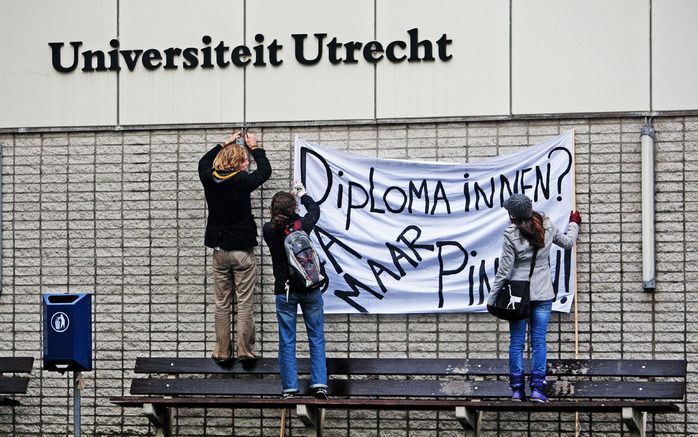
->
[234, 132, 272, 192]
[292, 182, 320, 232]
[553, 210, 581, 249]
[198, 132, 240, 182]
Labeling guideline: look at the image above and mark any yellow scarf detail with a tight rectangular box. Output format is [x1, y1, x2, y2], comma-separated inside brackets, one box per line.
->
[212, 169, 239, 180]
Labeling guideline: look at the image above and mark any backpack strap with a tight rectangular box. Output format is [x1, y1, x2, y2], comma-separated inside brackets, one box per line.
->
[283, 219, 302, 236]
[528, 247, 539, 279]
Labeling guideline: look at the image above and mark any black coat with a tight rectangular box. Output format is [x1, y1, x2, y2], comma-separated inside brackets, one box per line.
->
[263, 194, 322, 294]
[198, 145, 272, 250]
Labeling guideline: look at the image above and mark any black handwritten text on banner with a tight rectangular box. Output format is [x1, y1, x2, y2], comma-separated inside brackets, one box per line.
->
[294, 131, 576, 314]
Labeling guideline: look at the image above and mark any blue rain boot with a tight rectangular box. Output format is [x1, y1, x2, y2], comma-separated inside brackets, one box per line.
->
[509, 373, 526, 401]
[529, 372, 549, 402]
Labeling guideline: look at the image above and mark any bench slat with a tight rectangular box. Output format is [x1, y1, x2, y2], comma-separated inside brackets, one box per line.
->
[548, 359, 686, 377]
[132, 378, 282, 396]
[110, 396, 680, 414]
[134, 357, 686, 377]
[131, 378, 509, 398]
[550, 380, 685, 399]
[0, 357, 34, 374]
[135, 357, 279, 375]
[130, 378, 684, 400]
[0, 377, 30, 394]
[328, 359, 504, 376]
[134, 358, 505, 375]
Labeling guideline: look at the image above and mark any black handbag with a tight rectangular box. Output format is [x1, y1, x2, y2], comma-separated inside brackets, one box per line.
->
[487, 248, 538, 321]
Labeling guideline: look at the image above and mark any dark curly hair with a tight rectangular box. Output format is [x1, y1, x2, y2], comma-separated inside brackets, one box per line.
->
[270, 191, 297, 229]
[511, 211, 545, 248]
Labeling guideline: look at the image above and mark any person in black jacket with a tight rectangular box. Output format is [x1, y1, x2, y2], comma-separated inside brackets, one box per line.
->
[198, 131, 272, 364]
[262, 183, 328, 399]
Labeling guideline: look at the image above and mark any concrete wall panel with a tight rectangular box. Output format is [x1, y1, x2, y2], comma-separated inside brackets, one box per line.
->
[0, 1, 117, 128]
[376, 0, 509, 118]
[3, 1, 698, 128]
[512, 0, 650, 114]
[652, 0, 698, 111]
[118, 0, 244, 125]
[245, 0, 374, 122]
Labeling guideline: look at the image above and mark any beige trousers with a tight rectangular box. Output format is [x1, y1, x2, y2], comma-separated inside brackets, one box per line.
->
[212, 248, 257, 360]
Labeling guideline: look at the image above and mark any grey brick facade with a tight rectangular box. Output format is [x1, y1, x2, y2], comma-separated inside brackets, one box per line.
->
[0, 116, 694, 436]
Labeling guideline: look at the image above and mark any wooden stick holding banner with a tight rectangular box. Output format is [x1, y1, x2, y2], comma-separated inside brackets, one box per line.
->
[570, 129, 581, 437]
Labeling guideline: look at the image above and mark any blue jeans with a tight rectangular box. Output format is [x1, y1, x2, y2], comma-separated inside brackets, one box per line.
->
[275, 289, 328, 393]
[508, 299, 553, 375]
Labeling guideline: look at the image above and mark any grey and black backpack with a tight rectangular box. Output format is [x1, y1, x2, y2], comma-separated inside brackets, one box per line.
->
[283, 219, 325, 291]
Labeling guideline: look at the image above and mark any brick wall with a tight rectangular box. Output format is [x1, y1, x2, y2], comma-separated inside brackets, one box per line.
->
[0, 117, 694, 436]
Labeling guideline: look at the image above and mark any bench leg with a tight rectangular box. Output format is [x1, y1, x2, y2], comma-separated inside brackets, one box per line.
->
[622, 407, 646, 437]
[296, 404, 325, 437]
[0, 397, 19, 407]
[143, 403, 171, 437]
[455, 406, 481, 437]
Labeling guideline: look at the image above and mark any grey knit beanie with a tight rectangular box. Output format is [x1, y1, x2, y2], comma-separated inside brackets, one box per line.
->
[503, 193, 533, 220]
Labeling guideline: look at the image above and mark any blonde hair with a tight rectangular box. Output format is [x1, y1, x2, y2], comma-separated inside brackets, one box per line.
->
[213, 145, 248, 171]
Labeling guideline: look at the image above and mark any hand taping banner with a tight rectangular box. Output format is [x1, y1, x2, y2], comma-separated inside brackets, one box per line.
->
[294, 131, 576, 314]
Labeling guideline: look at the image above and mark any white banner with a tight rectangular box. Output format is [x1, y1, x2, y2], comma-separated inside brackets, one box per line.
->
[293, 131, 576, 314]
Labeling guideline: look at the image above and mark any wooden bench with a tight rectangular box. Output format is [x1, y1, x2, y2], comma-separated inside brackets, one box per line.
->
[0, 357, 34, 407]
[110, 357, 685, 437]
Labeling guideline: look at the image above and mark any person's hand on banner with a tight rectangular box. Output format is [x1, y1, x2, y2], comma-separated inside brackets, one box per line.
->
[569, 210, 582, 225]
[292, 181, 306, 197]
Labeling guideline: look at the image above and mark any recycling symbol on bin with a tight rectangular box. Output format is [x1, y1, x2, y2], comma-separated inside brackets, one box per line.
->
[50, 312, 70, 333]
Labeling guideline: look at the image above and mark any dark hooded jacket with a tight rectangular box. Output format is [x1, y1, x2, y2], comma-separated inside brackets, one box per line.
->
[198, 144, 272, 250]
[262, 194, 323, 295]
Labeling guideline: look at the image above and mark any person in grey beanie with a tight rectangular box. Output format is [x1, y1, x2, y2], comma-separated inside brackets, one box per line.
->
[490, 193, 582, 402]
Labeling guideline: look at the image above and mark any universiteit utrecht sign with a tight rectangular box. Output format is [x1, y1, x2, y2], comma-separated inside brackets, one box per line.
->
[49, 28, 453, 73]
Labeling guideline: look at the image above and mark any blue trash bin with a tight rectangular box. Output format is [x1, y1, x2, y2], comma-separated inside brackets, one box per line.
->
[43, 293, 92, 372]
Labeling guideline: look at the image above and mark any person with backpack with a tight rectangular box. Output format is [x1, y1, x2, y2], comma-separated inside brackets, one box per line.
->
[198, 131, 272, 365]
[262, 183, 328, 399]
[489, 193, 581, 402]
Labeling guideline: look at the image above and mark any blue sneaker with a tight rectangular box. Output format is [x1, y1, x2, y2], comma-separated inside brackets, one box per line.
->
[529, 387, 548, 402]
[511, 387, 526, 402]
[509, 374, 526, 402]
[529, 373, 549, 402]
